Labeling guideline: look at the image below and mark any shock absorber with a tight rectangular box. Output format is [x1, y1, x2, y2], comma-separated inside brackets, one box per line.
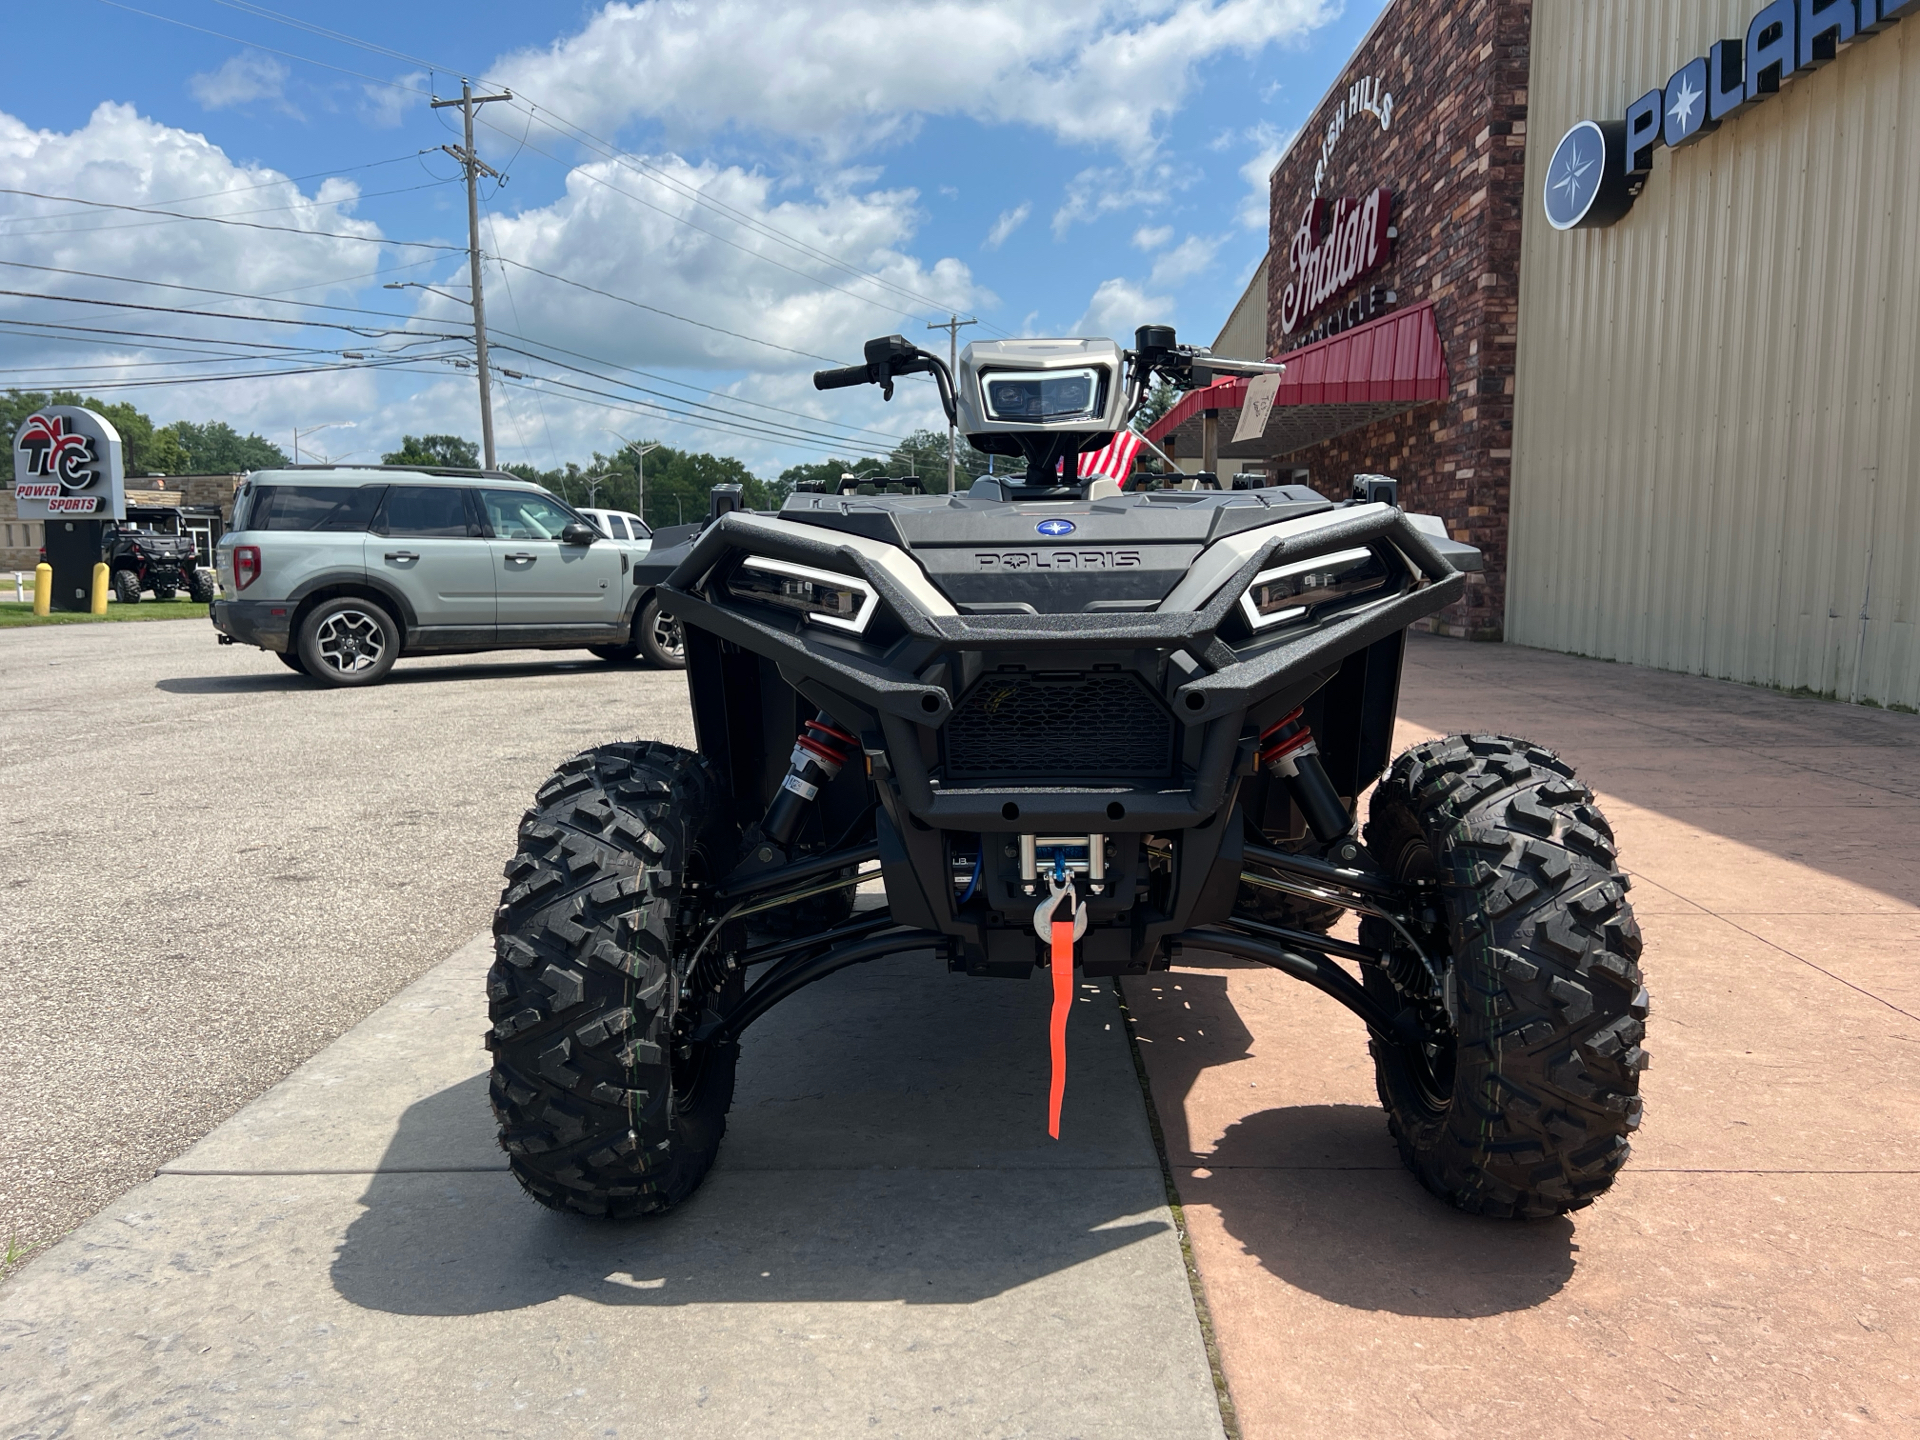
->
[1258, 708, 1352, 843]
[760, 712, 858, 846]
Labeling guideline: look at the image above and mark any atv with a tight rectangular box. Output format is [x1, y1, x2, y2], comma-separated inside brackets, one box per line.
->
[103, 520, 215, 603]
[487, 326, 1649, 1221]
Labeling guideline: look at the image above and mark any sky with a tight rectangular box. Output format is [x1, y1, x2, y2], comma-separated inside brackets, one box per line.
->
[0, 0, 1387, 477]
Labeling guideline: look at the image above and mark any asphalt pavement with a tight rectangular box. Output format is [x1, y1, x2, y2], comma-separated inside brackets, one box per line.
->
[0, 621, 693, 1262]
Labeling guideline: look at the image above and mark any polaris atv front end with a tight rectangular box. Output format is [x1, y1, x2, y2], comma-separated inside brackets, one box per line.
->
[485, 326, 1648, 1224]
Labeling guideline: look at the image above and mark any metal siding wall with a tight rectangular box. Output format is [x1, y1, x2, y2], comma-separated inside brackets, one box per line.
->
[1510, 2, 1920, 709]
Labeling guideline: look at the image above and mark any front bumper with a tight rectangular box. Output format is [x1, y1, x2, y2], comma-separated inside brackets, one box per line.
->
[665, 503, 1466, 835]
[209, 597, 293, 652]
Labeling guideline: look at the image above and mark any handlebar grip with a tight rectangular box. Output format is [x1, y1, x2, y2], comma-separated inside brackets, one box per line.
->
[813, 364, 871, 391]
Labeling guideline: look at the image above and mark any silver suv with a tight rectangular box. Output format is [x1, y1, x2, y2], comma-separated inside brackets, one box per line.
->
[210, 465, 683, 686]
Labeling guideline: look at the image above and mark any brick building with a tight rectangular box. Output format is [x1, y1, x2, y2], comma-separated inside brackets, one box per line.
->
[1152, 0, 1533, 638]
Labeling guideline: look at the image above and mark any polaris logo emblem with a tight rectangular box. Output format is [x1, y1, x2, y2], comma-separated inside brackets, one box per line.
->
[975, 550, 1142, 570]
[1036, 519, 1076, 537]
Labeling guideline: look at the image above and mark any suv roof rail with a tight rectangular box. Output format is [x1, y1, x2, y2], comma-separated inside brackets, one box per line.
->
[266, 463, 527, 480]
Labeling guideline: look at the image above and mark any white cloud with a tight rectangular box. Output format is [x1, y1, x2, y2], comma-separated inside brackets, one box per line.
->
[361, 72, 429, 129]
[983, 202, 1031, 250]
[1132, 224, 1173, 251]
[1052, 162, 1184, 238]
[1237, 121, 1295, 231]
[1074, 277, 1172, 340]
[0, 103, 395, 444]
[467, 152, 980, 378]
[1148, 233, 1223, 289]
[188, 52, 295, 115]
[490, 0, 1335, 165]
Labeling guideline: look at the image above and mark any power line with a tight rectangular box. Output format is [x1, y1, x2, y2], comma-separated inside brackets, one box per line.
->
[0, 186, 462, 253]
[0, 178, 457, 239]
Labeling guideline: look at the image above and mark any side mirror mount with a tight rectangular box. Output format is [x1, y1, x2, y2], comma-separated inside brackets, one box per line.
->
[560, 521, 598, 546]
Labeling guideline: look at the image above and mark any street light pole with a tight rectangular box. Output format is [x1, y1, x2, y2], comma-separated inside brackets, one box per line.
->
[431, 80, 513, 472]
[603, 430, 659, 526]
[927, 313, 977, 492]
[291, 421, 355, 463]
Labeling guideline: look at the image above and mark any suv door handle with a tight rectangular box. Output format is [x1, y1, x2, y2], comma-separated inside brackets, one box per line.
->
[384, 550, 419, 561]
[504, 551, 536, 564]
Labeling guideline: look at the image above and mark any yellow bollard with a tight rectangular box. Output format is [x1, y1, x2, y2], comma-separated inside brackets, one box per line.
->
[33, 562, 52, 617]
[91, 562, 110, 616]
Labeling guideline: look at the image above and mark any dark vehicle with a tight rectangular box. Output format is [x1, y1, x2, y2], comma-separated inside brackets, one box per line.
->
[488, 326, 1649, 1223]
[103, 519, 215, 603]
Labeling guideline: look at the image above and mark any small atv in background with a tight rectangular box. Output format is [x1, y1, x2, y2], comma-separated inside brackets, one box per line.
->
[487, 324, 1649, 1223]
[103, 520, 216, 603]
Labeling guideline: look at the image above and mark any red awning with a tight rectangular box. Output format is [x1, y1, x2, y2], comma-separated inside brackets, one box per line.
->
[1147, 300, 1449, 462]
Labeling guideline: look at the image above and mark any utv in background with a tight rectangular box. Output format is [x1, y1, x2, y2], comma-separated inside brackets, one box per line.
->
[103, 519, 216, 603]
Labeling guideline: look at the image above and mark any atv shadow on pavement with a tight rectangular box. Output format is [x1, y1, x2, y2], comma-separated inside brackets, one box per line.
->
[330, 957, 1174, 1317]
[1125, 965, 1578, 1319]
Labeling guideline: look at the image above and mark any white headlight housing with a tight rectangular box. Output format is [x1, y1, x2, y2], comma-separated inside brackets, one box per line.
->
[725, 555, 878, 634]
[1238, 546, 1393, 631]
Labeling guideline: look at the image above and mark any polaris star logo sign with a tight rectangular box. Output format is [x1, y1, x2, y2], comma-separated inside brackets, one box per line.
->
[11, 406, 126, 519]
[1036, 518, 1077, 537]
[1547, 0, 1917, 230]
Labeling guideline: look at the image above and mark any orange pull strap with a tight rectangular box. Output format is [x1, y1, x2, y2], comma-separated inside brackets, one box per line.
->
[1048, 918, 1074, 1138]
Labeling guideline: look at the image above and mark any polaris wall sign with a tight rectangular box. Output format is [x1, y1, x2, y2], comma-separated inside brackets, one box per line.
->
[1546, 0, 1917, 230]
[11, 406, 126, 519]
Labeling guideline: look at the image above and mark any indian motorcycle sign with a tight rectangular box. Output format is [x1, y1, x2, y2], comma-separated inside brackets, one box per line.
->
[11, 407, 126, 519]
[1278, 188, 1394, 339]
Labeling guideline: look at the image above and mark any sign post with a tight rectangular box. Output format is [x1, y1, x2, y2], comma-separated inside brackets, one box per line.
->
[12, 406, 125, 612]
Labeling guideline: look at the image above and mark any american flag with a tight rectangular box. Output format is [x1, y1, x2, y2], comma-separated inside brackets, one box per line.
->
[1061, 429, 1145, 483]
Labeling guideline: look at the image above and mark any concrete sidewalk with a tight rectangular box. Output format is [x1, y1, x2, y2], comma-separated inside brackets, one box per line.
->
[0, 933, 1226, 1438]
[1128, 636, 1920, 1438]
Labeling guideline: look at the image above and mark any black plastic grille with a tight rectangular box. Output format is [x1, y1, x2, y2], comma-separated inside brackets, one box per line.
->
[943, 671, 1175, 782]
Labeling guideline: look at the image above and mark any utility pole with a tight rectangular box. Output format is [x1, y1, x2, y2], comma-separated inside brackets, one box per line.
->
[926, 313, 977, 492]
[431, 80, 513, 471]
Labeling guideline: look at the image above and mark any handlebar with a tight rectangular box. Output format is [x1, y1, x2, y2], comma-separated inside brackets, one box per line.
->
[812, 364, 872, 391]
[811, 335, 958, 427]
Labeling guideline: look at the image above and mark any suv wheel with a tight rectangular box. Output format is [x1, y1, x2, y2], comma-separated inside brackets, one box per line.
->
[638, 596, 686, 669]
[298, 597, 399, 687]
[112, 569, 142, 604]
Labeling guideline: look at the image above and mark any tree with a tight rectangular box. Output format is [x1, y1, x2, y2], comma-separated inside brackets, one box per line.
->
[884, 429, 996, 493]
[1132, 381, 1178, 433]
[0, 390, 183, 476]
[167, 420, 287, 473]
[778, 457, 889, 493]
[382, 434, 480, 469]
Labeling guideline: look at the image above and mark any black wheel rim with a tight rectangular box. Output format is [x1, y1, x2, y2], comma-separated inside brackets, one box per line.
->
[1382, 833, 1458, 1113]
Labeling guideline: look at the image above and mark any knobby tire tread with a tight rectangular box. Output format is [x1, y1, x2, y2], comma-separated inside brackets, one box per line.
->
[1364, 733, 1650, 1218]
[486, 740, 736, 1218]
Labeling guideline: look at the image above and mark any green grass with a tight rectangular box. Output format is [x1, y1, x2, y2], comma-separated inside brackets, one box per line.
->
[0, 599, 210, 628]
[1, 1232, 40, 1280]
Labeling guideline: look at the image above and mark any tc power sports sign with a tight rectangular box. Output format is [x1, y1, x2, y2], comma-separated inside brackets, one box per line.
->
[11, 407, 127, 519]
[1545, 0, 1917, 230]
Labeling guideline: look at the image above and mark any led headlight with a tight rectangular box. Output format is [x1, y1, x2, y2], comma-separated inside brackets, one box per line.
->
[724, 555, 878, 634]
[1238, 546, 1393, 631]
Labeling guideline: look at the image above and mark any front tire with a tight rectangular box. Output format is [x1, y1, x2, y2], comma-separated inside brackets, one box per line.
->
[637, 596, 685, 669]
[1362, 734, 1649, 1218]
[487, 742, 741, 1217]
[297, 597, 399, 687]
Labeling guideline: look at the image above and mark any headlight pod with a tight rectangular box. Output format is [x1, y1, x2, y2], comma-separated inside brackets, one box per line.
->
[723, 555, 878, 634]
[1238, 546, 1394, 631]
